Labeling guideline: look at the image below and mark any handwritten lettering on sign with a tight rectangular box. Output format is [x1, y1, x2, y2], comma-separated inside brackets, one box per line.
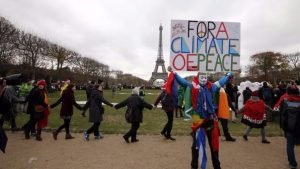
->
[170, 20, 240, 72]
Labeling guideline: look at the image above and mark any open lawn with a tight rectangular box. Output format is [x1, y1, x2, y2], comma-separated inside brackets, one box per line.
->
[6, 89, 283, 137]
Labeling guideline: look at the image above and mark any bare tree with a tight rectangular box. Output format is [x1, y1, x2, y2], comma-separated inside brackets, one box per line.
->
[285, 52, 300, 69]
[0, 17, 19, 64]
[250, 51, 289, 81]
[100, 64, 110, 79]
[16, 31, 46, 79]
[111, 70, 123, 79]
[73, 55, 98, 75]
[46, 43, 75, 70]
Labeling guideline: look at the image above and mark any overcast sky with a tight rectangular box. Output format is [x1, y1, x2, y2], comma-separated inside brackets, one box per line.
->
[0, 0, 299, 80]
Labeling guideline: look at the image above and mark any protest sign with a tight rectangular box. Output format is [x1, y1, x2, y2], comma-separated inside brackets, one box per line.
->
[170, 20, 240, 72]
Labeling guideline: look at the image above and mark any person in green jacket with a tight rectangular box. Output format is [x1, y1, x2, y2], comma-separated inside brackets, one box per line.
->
[18, 81, 33, 113]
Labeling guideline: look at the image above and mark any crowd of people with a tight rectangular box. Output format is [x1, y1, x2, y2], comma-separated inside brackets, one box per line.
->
[0, 72, 300, 169]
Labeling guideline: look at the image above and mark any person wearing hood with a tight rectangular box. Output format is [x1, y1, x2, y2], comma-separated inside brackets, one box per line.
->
[238, 83, 273, 144]
[114, 87, 153, 143]
[277, 85, 300, 169]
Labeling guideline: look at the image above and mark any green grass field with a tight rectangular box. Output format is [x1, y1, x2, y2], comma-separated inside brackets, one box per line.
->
[10, 89, 284, 136]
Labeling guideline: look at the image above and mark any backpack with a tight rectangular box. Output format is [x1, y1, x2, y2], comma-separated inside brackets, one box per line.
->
[262, 87, 272, 101]
[280, 100, 300, 136]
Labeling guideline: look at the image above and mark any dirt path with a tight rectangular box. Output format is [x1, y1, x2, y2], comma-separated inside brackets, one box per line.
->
[0, 133, 299, 169]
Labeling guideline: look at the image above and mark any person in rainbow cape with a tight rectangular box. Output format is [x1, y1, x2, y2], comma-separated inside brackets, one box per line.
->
[166, 66, 233, 169]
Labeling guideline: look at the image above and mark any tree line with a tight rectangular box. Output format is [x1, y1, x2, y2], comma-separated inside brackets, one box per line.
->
[1, 16, 300, 86]
[0, 16, 146, 87]
[245, 51, 300, 84]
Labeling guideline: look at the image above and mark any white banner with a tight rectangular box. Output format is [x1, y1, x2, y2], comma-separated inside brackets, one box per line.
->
[170, 20, 240, 72]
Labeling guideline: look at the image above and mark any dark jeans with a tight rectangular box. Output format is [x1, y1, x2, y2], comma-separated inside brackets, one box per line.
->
[191, 129, 221, 169]
[0, 114, 17, 129]
[219, 118, 232, 139]
[25, 117, 38, 135]
[191, 131, 199, 169]
[206, 128, 221, 169]
[162, 110, 174, 137]
[10, 117, 17, 129]
[285, 132, 298, 167]
[87, 122, 100, 136]
[22, 114, 36, 134]
[0, 115, 4, 128]
[124, 122, 140, 141]
[56, 119, 71, 134]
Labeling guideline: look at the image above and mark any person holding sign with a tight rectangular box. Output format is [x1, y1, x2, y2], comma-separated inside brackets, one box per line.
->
[168, 66, 233, 169]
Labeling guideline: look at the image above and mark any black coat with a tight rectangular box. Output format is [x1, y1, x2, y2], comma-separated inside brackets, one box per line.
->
[0, 128, 7, 153]
[88, 89, 113, 123]
[50, 88, 81, 117]
[31, 88, 48, 111]
[154, 91, 175, 112]
[242, 88, 252, 104]
[25, 86, 37, 115]
[115, 94, 153, 123]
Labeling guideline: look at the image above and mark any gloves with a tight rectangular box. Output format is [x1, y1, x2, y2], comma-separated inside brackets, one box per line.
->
[273, 107, 279, 111]
[226, 72, 233, 79]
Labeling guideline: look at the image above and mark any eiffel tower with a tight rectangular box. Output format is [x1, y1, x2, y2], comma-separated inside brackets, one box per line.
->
[149, 24, 168, 85]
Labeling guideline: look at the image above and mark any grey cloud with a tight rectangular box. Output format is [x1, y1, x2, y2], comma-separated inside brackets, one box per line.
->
[0, 0, 300, 79]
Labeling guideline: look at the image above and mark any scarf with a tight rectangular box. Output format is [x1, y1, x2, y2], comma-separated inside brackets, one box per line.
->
[218, 88, 230, 119]
[196, 85, 214, 119]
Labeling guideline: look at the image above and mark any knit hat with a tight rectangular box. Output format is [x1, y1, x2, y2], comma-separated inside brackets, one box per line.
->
[37, 80, 46, 86]
[132, 87, 140, 95]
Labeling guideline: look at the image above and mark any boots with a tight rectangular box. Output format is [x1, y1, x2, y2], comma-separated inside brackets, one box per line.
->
[36, 129, 42, 141]
[65, 133, 75, 139]
[24, 130, 30, 139]
[52, 131, 58, 140]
